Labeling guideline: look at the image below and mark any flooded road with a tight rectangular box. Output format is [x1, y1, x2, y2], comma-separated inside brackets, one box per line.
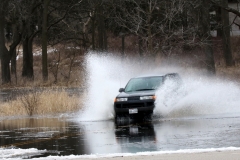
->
[1, 115, 240, 159]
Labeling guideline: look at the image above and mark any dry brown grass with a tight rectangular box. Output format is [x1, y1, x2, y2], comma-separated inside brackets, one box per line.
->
[37, 90, 81, 115]
[0, 89, 82, 117]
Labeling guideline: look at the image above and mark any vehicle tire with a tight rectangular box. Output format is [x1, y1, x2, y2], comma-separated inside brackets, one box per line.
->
[115, 113, 120, 122]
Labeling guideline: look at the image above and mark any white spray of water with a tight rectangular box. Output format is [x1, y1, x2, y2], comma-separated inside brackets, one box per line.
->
[155, 77, 240, 118]
[78, 52, 240, 121]
[78, 53, 143, 121]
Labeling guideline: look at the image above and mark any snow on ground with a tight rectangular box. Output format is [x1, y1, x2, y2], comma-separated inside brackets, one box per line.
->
[0, 148, 46, 159]
[1, 147, 240, 159]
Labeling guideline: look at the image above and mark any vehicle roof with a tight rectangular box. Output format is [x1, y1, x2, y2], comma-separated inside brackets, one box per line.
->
[133, 75, 165, 78]
[133, 73, 179, 79]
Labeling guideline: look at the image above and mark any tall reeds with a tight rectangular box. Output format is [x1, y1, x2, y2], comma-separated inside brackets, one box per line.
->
[0, 89, 81, 117]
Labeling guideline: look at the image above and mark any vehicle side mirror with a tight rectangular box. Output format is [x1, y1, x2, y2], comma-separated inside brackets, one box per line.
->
[119, 88, 125, 92]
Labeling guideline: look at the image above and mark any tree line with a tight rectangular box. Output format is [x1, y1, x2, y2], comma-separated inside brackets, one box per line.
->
[0, 0, 239, 85]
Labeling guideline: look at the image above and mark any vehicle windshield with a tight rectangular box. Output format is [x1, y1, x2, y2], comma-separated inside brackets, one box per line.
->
[124, 76, 163, 92]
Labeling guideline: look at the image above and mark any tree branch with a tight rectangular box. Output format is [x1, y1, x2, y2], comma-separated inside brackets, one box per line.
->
[212, 0, 240, 17]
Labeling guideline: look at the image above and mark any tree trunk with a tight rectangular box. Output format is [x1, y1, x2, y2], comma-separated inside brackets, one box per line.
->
[11, 49, 16, 74]
[11, 48, 17, 84]
[147, 3, 153, 56]
[1, 52, 11, 84]
[0, 7, 11, 84]
[221, 0, 235, 66]
[11, 24, 17, 75]
[138, 36, 144, 58]
[216, 7, 222, 37]
[97, 4, 107, 51]
[91, 15, 96, 50]
[42, 0, 51, 81]
[97, 5, 103, 51]
[182, 6, 188, 42]
[201, 0, 216, 75]
[103, 23, 107, 51]
[121, 35, 125, 58]
[22, 37, 34, 80]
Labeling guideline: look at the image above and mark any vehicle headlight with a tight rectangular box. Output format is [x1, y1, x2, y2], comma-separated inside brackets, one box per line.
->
[140, 95, 156, 100]
[115, 98, 128, 102]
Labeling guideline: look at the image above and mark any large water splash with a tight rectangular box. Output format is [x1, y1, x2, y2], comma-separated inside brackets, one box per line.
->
[78, 52, 240, 121]
[155, 77, 240, 118]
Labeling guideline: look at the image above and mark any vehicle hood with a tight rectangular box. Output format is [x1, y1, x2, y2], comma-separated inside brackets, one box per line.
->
[116, 90, 156, 98]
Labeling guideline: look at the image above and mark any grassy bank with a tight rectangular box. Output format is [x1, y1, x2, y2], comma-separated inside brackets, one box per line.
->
[0, 89, 82, 117]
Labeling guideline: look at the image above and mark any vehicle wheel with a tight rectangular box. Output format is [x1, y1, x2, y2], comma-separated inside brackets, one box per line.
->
[115, 114, 120, 122]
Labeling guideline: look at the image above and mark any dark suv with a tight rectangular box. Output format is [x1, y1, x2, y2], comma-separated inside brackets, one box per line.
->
[114, 73, 180, 119]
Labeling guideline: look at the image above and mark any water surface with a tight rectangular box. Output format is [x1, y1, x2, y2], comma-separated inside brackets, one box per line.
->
[1, 114, 240, 158]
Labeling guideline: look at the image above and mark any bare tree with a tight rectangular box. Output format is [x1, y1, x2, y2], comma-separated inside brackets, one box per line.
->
[21, 0, 42, 80]
[212, 0, 236, 67]
[112, 0, 162, 57]
[49, 48, 61, 83]
[221, 0, 235, 66]
[111, 0, 217, 73]
[41, 0, 94, 81]
[200, 0, 216, 75]
[42, 0, 51, 81]
[0, 7, 11, 84]
[0, 0, 22, 84]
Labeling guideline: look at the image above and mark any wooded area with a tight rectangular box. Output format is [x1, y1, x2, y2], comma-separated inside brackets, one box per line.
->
[0, 0, 240, 85]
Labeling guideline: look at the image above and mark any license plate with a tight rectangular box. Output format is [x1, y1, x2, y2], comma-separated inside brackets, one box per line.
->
[129, 108, 138, 114]
[129, 127, 139, 134]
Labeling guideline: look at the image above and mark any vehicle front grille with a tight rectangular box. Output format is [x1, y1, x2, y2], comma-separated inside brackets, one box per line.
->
[115, 102, 154, 108]
[122, 103, 143, 108]
[128, 97, 140, 101]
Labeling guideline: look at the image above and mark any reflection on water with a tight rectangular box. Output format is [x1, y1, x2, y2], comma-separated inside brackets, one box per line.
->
[79, 121, 120, 154]
[0, 118, 86, 158]
[115, 118, 157, 153]
[79, 118, 158, 155]
[1, 115, 240, 158]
